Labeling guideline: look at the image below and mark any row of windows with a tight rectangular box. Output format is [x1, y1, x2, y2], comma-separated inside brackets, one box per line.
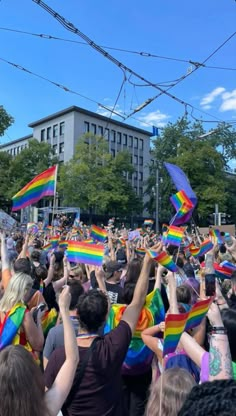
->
[41, 122, 65, 142]
[52, 142, 64, 155]
[7, 144, 27, 156]
[84, 121, 144, 150]
[134, 187, 143, 196]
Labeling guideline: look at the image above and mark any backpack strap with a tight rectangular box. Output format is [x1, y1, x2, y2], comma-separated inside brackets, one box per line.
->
[62, 336, 101, 414]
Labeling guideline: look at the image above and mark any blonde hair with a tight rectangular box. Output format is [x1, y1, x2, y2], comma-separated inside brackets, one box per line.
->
[146, 368, 196, 416]
[0, 273, 33, 313]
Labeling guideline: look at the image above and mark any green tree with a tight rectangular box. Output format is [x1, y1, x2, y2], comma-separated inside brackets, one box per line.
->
[59, 134, 142, 216]
[147, 118, 233, 225]
[0, 151, 13, 210]
[0, 106, 14, 137]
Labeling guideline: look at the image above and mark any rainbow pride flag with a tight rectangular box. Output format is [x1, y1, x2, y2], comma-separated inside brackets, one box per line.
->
[144, 219, 154, 226]
[104, 289, 165, 373]
[41, 308, 58, 337]
[163, 312, 189, 357]
[170, 190, 194, 223]
[135, 247, 146, 256]
[199, 240, 214, 256]
[58, 240, 68, 249]
[42, 242, 52, 252]
[166, 225, 184, 247]
[27, 222, 39, 235]
[189, 243, 201, 258]
[221, 261, 236, 272]
[214, 264, 232, 279]
[83, 238, 94, 244]
[163, 298, 212, 356]
[0, 303, 26, 351]
[49, 235, 60, 248]
[12, 165, 57, 211]
[185, 298, 212, 331]
[90, 225, 108, 243]
[148, 250, 178, 272]
[66, 241, 105, 266]
[209, 229, 223, 244]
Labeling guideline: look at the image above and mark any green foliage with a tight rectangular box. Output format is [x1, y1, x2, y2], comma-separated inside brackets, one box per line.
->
[0, 106, 14, 137]
[147, 118, 236, 224]
[59, 134, 142, 215]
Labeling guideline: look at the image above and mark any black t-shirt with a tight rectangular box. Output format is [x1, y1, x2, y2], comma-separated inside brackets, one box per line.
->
[44, 321, 132, 416]
[105, 281, 124, 304]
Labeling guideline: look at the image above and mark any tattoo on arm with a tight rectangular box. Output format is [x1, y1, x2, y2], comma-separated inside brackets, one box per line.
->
[209, 345, 222, 376]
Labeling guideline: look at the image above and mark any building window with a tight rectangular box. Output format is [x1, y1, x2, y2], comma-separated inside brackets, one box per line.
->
[91, 123, 96, 135]
[129, 135, 133, 147]
[17, 146, 20, 154]
[134, 155, 138, 165]
[139, 156, 143, 166]
[134, 187, 137, 194]
[53, 144, 58, 154]
[111, 149, 115, 157]
[134, 137, 138, 148]
[41, 129, 45, 142]
[47, 127, 51, 140]
[139, 172, 143, 181]
[111, 130, 116, 142]
[84, 121, 89, 133]
[123, 134, 127, 145]
[13, 148, 16, 156]
[140, 139, 143, 150]
[134, 171, 138, 180]
[139, 187, 143, 196]
[59, 122, 65, 136]
[59, 143, 64, 153]
[130, 155, 133, 164]
[117, 132, 121, 144]
[53, 124, 58, 138]
[98, 125, 103, 136]
[104, 128, 110, 140]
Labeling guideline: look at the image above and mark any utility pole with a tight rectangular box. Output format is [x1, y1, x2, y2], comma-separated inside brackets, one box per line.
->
[155, 168, 159, 234]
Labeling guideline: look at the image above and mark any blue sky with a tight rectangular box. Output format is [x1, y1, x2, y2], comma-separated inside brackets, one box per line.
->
[1, 0, 236, 147]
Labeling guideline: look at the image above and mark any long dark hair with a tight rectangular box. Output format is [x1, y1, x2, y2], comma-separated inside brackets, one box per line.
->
[0, 345, 51, 416]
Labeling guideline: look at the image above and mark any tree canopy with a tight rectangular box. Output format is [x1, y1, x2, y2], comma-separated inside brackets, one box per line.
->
[59, 134, 142, 216]
[147, 118, 236, 225]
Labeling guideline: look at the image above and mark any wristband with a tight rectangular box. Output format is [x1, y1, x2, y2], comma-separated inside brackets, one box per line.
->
[211, 327, 227, 335]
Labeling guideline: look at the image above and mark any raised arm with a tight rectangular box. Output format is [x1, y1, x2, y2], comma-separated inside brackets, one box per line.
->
[208, 302, 233, 381]
[168, 271, 178, 314]
[121, 243, 162, 334]
[141, 322, 165, 356]
[45, 286, 79, 415]
[0, 231, 11, 290]
[17, 234, 30, 259]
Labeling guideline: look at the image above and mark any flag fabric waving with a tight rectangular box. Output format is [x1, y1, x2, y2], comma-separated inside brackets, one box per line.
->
[12, 165, 57, 211]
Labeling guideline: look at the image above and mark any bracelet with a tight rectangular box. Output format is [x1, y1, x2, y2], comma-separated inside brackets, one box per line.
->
[211, 328, 227, 335]
[212, 326, 225, 330]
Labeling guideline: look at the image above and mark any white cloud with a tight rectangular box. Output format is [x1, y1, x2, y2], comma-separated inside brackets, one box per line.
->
[220, 89, 236, 112]
[137, 110, 170, 127]
[96, 104, 124, 119]
[200, 87, 225, 109]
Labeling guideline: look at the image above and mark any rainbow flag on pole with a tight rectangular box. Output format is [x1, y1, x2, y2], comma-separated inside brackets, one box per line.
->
[163, 312, 189, 357]
[144, 219, 154, 226]
[148, 250, 178, 272]
[49, 235, 60, 248]
[66, 241, 105, 266]
[12, 165, 57, 211]
[90, 225, 108, 243]
[185, 298, 212, 331]
[209, 229, 223, 244]
[166, 225, 184, 247]
[198, 240, 214, 256]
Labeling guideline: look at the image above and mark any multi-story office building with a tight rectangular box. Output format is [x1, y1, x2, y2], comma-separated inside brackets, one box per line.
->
[0, 105, 152, 206]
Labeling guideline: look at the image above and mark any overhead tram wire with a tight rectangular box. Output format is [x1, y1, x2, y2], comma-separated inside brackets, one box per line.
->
[29, 0, 218, 115]
[1, 26, 236, 72]
[0, 56, 125, 120]
[31, 1, 235, 124]
[124, 30, 236, 120]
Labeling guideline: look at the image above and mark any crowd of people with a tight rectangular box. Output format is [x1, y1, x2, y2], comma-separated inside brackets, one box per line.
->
[1, 220, 236, 416]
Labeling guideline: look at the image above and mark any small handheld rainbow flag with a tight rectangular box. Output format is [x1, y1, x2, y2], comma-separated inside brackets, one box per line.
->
[170, 190, 194, 220]
[135, 247, 146, 256]
[221, 261, 236, 272]
[214, 264, 232, 279]
[209, 229, 223, 244]
[90, 225, 108, 243]
[189, 243, 201, 258]
[58, 241, 68, 249]
[163, 312, 189, 357]
[49, 235, 60, 248]
[66, 241, 105, 266]
[199, 240, 214, 256]
[12, 165, 57, 211]
[166, 225, 184, 247]
[42, 242, 52, 252]
[144, 219, 154, 226]
[0, 303, 26, 351]
[185, 298, 212, 331]
[148, 250, 178, 273]
[41, 308, 58, 337]
[83, 238, 94, 244]
[39, 279, 44, 294]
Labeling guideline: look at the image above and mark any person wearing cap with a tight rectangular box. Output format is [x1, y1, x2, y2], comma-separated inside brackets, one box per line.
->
[104, 260, 124, 304]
